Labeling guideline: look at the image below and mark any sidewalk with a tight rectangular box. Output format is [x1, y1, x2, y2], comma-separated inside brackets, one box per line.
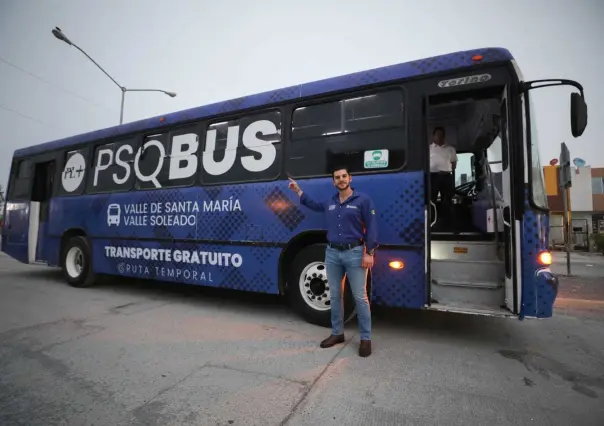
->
[552, 250, 604, 260]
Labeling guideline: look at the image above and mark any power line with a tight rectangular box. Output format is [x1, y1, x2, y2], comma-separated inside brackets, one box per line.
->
[0, 103, 62, 131]
[0, 56, 113, 112]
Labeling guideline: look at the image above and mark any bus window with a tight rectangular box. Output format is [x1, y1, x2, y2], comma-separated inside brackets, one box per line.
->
[87, 138, 137, 194]
[164, 124, 202, 188]
[288, 89, 407, 177]
[201, 110, 282, 185]
[135, 133, 170, 190]
[58, 148, 89, 196]
[527, 98, 548, 209]
[8, 159, 32, 201]
[454, 153, 474, 186]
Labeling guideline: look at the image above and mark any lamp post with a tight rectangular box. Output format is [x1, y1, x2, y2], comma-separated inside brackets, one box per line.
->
[51, 27, 176, 124]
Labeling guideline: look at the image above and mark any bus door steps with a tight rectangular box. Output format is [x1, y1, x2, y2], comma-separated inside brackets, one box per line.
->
[431, 278, 502, 289]
[431, 258, 504, 284]
[430, 240, 499, 261]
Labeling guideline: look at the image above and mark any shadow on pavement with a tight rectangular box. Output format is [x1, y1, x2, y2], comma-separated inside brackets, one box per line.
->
[8, 266, 523, 349]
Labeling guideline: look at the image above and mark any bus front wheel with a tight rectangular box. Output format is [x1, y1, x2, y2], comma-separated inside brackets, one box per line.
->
[61, 236, 97, 288]
[288, 244, 355, 328]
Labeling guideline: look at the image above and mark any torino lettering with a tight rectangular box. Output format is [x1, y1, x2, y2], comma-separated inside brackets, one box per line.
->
[93, 119, 279, 189]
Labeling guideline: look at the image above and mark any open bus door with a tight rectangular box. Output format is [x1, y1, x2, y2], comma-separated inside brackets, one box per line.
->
[2, 157, 55, 264]
[2, 160, 32, 263]
[31, 160, 55, 263]
[499, 87, 520, 314]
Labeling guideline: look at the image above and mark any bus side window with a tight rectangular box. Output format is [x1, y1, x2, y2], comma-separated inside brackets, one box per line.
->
[288, 89, 407, 177]
[8, 159, 32, 201]
[87, 138, 137, 194]
[135, 133, 170, 190]
[163, 124, 202, 188]
[201, 110, 282, 185]
[58, 148, 89, 196]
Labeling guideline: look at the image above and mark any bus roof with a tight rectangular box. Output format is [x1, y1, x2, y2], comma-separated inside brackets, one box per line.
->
[14, 47, 513, 159]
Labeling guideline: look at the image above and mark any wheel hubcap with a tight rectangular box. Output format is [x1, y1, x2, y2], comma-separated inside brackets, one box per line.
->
[299, 261, 330, 311]
[66, 247, 84, 278]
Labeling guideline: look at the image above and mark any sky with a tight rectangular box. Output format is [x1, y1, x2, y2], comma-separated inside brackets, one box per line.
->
[0, 0, 602, 192]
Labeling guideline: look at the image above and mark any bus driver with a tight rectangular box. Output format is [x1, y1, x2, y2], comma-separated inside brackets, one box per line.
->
[430, 127, 457, 230]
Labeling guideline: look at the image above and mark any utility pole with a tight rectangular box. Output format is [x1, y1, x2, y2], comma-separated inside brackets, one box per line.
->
[559, 142, 572, 276]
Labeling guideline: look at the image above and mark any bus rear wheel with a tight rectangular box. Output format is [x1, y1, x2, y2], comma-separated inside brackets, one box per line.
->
[61, 236, 97, 288]
[288, 244, 355, 328]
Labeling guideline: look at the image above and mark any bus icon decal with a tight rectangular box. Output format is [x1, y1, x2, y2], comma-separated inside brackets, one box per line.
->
[107, 204, 121, 226]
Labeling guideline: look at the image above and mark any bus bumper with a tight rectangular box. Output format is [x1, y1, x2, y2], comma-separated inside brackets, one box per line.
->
[537, 268, 559, 293]
[536, 268, 559, 318]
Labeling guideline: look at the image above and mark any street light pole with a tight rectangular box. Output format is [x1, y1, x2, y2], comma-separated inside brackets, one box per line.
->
[51, 27, 176, 124]
[119, 87, 176, 124]
[121, 88, 126, 125]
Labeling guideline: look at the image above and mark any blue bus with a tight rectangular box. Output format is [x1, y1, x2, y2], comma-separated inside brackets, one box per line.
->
[1, 47, 587, 326]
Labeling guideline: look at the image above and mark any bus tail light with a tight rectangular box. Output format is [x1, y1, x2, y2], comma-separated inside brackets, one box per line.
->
[389, 261, 404, 270]
[538, 251, 552, 266]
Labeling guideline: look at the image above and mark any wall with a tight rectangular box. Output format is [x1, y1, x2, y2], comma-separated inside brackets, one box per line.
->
[592, 168, 604, 212]
[569, 167, 594, 212]
[544, 165, 563, 212]
[543, 165, 596, 213]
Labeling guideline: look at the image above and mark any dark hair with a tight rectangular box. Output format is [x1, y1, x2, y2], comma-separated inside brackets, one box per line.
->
[331, 165, 350, 177]
[433, 126, 446, 136]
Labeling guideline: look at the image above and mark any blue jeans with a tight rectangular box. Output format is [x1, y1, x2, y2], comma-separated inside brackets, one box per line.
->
[325, 245, 371, 340]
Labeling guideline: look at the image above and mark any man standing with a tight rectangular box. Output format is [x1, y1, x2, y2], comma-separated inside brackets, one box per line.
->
[288, 166, 378, 357]
[429, 127, 457, 230]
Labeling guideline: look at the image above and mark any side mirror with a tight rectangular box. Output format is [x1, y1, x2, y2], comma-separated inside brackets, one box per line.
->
[570, 92, 587, 137]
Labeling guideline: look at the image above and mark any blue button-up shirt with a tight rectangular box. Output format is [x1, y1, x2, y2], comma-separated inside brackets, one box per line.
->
[300, 190, 378, 251]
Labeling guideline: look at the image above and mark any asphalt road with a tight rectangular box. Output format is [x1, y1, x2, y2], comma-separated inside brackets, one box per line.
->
[1, 251, 603, 426]
[552, 251, 604, 279]
[552, 251, 604, 320]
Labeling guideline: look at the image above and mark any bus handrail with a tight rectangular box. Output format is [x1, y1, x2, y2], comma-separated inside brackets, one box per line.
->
[485, 159, 502, 254]
[430, 201, 437, 227]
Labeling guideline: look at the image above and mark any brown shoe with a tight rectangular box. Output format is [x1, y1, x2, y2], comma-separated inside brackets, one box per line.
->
[320, 334, 345, 348]
[359, 339, 371, 357]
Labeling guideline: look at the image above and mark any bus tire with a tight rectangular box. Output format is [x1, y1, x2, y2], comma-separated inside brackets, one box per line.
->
[61, 236, 97, 288]
[288, 244, 355, 328]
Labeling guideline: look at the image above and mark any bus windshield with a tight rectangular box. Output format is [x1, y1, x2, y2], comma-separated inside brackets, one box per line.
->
[526, 95, 548, 209]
